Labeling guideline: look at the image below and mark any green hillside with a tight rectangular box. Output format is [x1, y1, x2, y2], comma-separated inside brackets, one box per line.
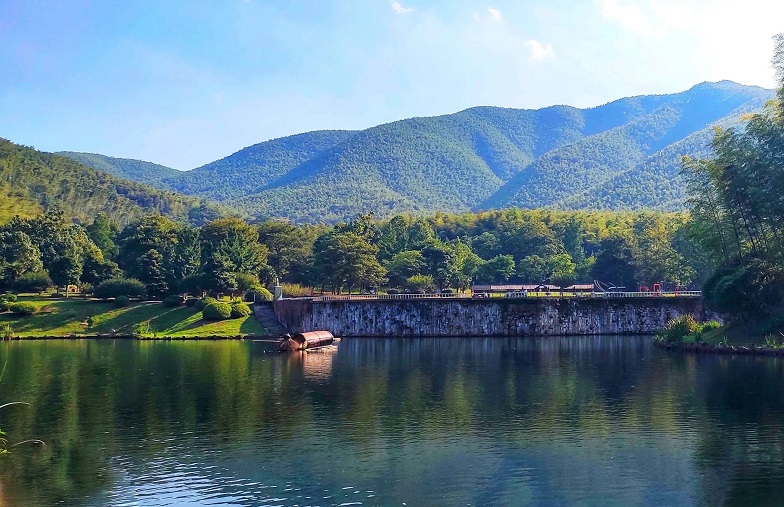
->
[481, 82, 771, 210]
[0, 181, 41, 223]
[0, 138, 224, 226]
[57, 151, 182, 188]
[53, 81, 774, 223]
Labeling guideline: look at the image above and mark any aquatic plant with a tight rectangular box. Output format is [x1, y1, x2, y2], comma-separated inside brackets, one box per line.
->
[764, 334, 784, 349]
[134, 321, 153, 337]
[656, 317, 722, 344]
[657, 315, 699, 343]
[0, 355, 44, 456]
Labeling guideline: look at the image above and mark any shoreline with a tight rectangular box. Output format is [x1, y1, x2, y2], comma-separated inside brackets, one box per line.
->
[655, 340, 784, 357]
[6, 332, 663, 340]
[4, 333, 280, 341]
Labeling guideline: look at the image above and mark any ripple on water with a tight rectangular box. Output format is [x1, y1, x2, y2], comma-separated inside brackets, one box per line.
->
[3, 337, 784, 506]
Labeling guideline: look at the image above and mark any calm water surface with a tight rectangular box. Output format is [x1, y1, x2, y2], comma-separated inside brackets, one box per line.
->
[1, 337, 783, 506]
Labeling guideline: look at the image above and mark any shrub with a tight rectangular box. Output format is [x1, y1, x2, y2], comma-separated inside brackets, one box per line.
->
[135, 321, 153, 336]
[282, 283, 311, 298]
[114, 295, 130, 308]
[657, 315, 699, 343]
[94, 278, 146, 300]
[194, 296, 217, 311]
[203, 301, 232, 321]
[178, 273, 206, 297]
[406, 274, 435, 293]
[0, 293, 18, 311]
[699, 320, 721, 333]
[245, 286, 273, 302]
[162, 295, 185, 307]
[235, 273, 261, 293]
[12, 271, 53, 294]
[230, 302, 252, 318]
[185, 297, 198, 307]
[80, 282, 94, 296]
[9, 302, 37, 316]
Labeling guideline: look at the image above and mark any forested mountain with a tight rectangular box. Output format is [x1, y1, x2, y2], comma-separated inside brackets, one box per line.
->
[0, 139, 224, 226]
[57, 81, 774, 223]
[56, 152, 181, 188]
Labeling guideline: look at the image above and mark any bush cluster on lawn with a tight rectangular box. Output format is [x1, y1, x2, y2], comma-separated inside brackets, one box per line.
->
[203, 301, 232, 320]
[0, 293, 18, 312]
[194, 297, 217, 311]
[230, 301, 252, 318]
[162, 295, 185, 307]
[245, 287, 273, 302]
[12, 271, 53, 294]
[94, 278, 146, 299]
[9, 302, 37, 316]
[114, 295, 130, 308]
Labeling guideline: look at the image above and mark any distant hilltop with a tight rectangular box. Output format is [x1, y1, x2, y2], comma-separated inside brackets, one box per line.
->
[39, 81, 778, 223]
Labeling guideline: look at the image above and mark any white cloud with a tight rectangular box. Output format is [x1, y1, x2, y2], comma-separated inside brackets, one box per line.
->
[487, 7, 502, 22]
[391, 2, 413, 14]
[525, 39, 555, 62]
[598, 0, 655, 35]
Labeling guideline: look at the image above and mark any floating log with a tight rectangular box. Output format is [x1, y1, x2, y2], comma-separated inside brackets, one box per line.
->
[278, 331, 336, 352]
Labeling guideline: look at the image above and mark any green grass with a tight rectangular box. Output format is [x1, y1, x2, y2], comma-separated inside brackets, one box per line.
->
[674, 318, 784, 347]
[0, 185, 41, 224]
[0, 297, 269, 338]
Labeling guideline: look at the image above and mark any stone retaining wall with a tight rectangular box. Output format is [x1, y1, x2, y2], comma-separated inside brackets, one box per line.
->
[274, 297, 712, 337]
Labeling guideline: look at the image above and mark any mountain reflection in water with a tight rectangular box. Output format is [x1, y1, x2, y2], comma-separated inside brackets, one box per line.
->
[0, 337, 783, 506]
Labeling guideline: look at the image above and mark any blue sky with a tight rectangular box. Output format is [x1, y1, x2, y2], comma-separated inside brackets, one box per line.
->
[1, 0, 782, 170]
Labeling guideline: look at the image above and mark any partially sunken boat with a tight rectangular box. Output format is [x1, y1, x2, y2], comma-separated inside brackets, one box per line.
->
[278, 331, 338, 352]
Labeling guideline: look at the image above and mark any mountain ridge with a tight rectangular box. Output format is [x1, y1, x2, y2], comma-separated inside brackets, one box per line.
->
[1, 139, 226, 226]
[56, 80, 774, 223]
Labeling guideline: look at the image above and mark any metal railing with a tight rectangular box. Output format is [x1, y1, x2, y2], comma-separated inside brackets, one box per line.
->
[312, 293, 462, 302]
[292, 291, 701, 302]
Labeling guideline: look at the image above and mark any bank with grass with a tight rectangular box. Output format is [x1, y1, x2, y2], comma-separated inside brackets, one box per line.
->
[0, 295, 272, 339]
[654, 314, 784, 357]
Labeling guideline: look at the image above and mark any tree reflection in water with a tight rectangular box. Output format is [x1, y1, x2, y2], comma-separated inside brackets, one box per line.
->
[0, 338, 782, 506]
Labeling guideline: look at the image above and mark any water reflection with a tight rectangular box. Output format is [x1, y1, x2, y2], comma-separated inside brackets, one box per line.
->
[0, 338, 783, 505]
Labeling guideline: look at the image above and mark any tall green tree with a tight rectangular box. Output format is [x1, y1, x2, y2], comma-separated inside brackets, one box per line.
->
[200, 218, 268, 294]
[257, 220, 314, 282]
[0, 230, 43, 287]
[476, 255, 516, 284]
[312, 232, 386, 293]
[385, 250, 425, 288]
[86, 212, 119, 260]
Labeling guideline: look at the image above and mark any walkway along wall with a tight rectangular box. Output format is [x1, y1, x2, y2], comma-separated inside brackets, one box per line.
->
[274, 297, 712, 337]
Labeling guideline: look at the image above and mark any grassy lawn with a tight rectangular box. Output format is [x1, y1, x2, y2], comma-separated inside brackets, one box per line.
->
[0, 297, 269, 338]
[695, 321, 782, 347]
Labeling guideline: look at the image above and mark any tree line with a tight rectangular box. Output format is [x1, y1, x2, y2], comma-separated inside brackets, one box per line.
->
[0, 206, 704, 299]
[681, 34, 784, 322]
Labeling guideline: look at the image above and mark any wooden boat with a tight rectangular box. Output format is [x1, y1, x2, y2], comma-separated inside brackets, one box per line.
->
[278, 331, 339, 352]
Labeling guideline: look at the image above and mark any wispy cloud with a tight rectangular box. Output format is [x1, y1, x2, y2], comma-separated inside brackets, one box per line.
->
[525, 39, 555, 62]
[391, 1, 413, 14]
[487, 7, 502, 22]
[598, 0, 654, 35]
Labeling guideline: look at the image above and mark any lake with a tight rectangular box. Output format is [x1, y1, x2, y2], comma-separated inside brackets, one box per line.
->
[0, 337, 783, 506]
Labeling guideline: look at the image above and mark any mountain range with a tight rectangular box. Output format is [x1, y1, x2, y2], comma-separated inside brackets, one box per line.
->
[0, 138, 222, 226]
[8, 80, 774, 224]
